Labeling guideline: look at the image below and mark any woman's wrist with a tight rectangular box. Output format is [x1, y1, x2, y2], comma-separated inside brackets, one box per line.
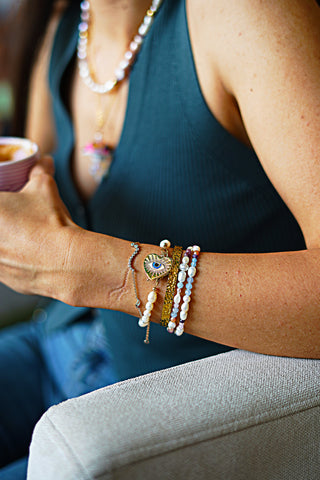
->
[55, 229, 168, 321]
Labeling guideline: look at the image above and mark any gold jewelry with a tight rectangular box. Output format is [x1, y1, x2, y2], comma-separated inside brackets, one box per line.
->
[77, 0, 163, 183]
[160, 246, 183, 327]
[128, 242, 143, 318]
[139, 239, 172, 344]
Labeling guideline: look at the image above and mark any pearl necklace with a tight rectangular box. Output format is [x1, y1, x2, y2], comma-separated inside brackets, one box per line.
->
[77, 0, 163, 94]
[77, 0, 163, 183]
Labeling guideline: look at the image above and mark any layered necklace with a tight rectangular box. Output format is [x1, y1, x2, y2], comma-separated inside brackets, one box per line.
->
[77, 0, 163, 182]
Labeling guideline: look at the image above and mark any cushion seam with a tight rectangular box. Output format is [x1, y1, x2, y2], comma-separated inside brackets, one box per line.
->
[100, 402, 320, 473]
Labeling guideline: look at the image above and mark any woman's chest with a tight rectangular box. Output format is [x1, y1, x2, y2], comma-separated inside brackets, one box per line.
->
[69, 72, 129, 200]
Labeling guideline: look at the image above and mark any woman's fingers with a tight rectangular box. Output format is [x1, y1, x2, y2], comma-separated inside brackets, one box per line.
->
[29, 154, 55, 179]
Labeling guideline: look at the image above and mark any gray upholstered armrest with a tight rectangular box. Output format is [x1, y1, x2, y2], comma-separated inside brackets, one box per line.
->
[27, 350, 320, 480]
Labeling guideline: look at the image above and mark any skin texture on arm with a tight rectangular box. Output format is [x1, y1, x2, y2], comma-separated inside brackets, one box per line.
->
[0, 0, 319, 359]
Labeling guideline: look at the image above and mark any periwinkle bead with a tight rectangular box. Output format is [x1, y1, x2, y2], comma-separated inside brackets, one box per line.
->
[177, 282, 184, 289]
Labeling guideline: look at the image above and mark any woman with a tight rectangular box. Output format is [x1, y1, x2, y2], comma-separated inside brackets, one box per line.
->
[0, 0, 319, 477]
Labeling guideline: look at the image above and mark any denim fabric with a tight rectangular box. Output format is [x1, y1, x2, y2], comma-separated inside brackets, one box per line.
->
[0, 321, 48, 470]
[0, 313, 117, 478]
[0, 458, 28, 480]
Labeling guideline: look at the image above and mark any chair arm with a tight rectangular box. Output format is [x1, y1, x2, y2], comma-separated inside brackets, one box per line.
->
[27, 349, 320, 480]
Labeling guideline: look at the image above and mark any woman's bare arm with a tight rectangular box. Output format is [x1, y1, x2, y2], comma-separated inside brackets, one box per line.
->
[0, 0, 319, 359]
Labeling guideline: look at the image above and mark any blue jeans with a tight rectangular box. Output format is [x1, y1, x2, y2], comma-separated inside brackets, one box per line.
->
[0, 314, 117, 479]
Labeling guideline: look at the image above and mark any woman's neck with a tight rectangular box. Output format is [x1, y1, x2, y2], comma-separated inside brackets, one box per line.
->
[89, 0, 153, 46]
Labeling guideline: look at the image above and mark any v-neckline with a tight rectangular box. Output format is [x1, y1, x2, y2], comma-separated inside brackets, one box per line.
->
[63, 56, 134, 210]
[52, 0, 167, 219]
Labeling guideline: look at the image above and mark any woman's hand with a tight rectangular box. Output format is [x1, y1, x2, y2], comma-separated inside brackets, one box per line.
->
[0, 156, 79, 298]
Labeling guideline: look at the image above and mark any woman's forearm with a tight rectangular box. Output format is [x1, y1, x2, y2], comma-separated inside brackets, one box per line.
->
[61, 228, 320, 359]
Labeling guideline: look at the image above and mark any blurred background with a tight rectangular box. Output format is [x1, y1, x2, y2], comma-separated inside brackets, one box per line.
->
[0, 0, 14, 135]
[0, 0, 40, 328]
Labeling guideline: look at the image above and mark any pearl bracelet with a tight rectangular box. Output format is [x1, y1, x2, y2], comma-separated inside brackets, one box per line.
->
[167, 248, 190, 333]
[167, 245, 200, 336]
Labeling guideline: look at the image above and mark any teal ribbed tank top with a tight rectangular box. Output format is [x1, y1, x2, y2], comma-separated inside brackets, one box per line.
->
[46, 0, 305, 381]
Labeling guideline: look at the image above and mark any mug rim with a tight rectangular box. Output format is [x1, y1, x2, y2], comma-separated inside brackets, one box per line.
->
[0, 137, 39, 166]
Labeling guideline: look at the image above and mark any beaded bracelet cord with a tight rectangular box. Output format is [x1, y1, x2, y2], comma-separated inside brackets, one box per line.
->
[167, 245, 200, 336]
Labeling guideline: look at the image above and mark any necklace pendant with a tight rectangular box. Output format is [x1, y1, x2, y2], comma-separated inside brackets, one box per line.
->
[82, 140, 113, 183]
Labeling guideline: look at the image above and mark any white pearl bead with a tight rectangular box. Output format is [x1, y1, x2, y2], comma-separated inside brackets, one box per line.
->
[192, 245, 201, 252]
[148, 290, 157, 302]
[168, 321, 176, 329]
[138, 318, 149, 327]
[174, 293, 181, 304]
[115, 68, 125, 80]
[142, 311, 151, 319]
[178, 271, 186, 283]
[181, 302, 189, 313]
[81, 1, 90, 11]
[175, 325, 184, 336]
[119, 59, 129, 70]
[143, 15, 152, 25]
[77, 51, 87, 60]
[182, 256, 190, 264]
[188, 266, 197, 277]
[104, 80, 116, 92]
[183, 295, 191, 303]
[124, 50, 133, 61]
[160, 239, 171, 249]
[179, 264, 188, 272]
[134, 34, 143, 44]
[145, 301, 153, 311]
[130, 40, 139, 51]
[139, 23, 150, 36]
[180, 311, 188, 321]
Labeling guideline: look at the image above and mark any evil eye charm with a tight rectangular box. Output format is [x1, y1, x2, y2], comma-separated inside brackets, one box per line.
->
[143, 253, 172, 281]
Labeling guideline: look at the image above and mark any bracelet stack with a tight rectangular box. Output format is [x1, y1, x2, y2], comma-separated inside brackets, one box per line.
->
[128, 240, 201, 343]
[167, 245, 200, 336]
